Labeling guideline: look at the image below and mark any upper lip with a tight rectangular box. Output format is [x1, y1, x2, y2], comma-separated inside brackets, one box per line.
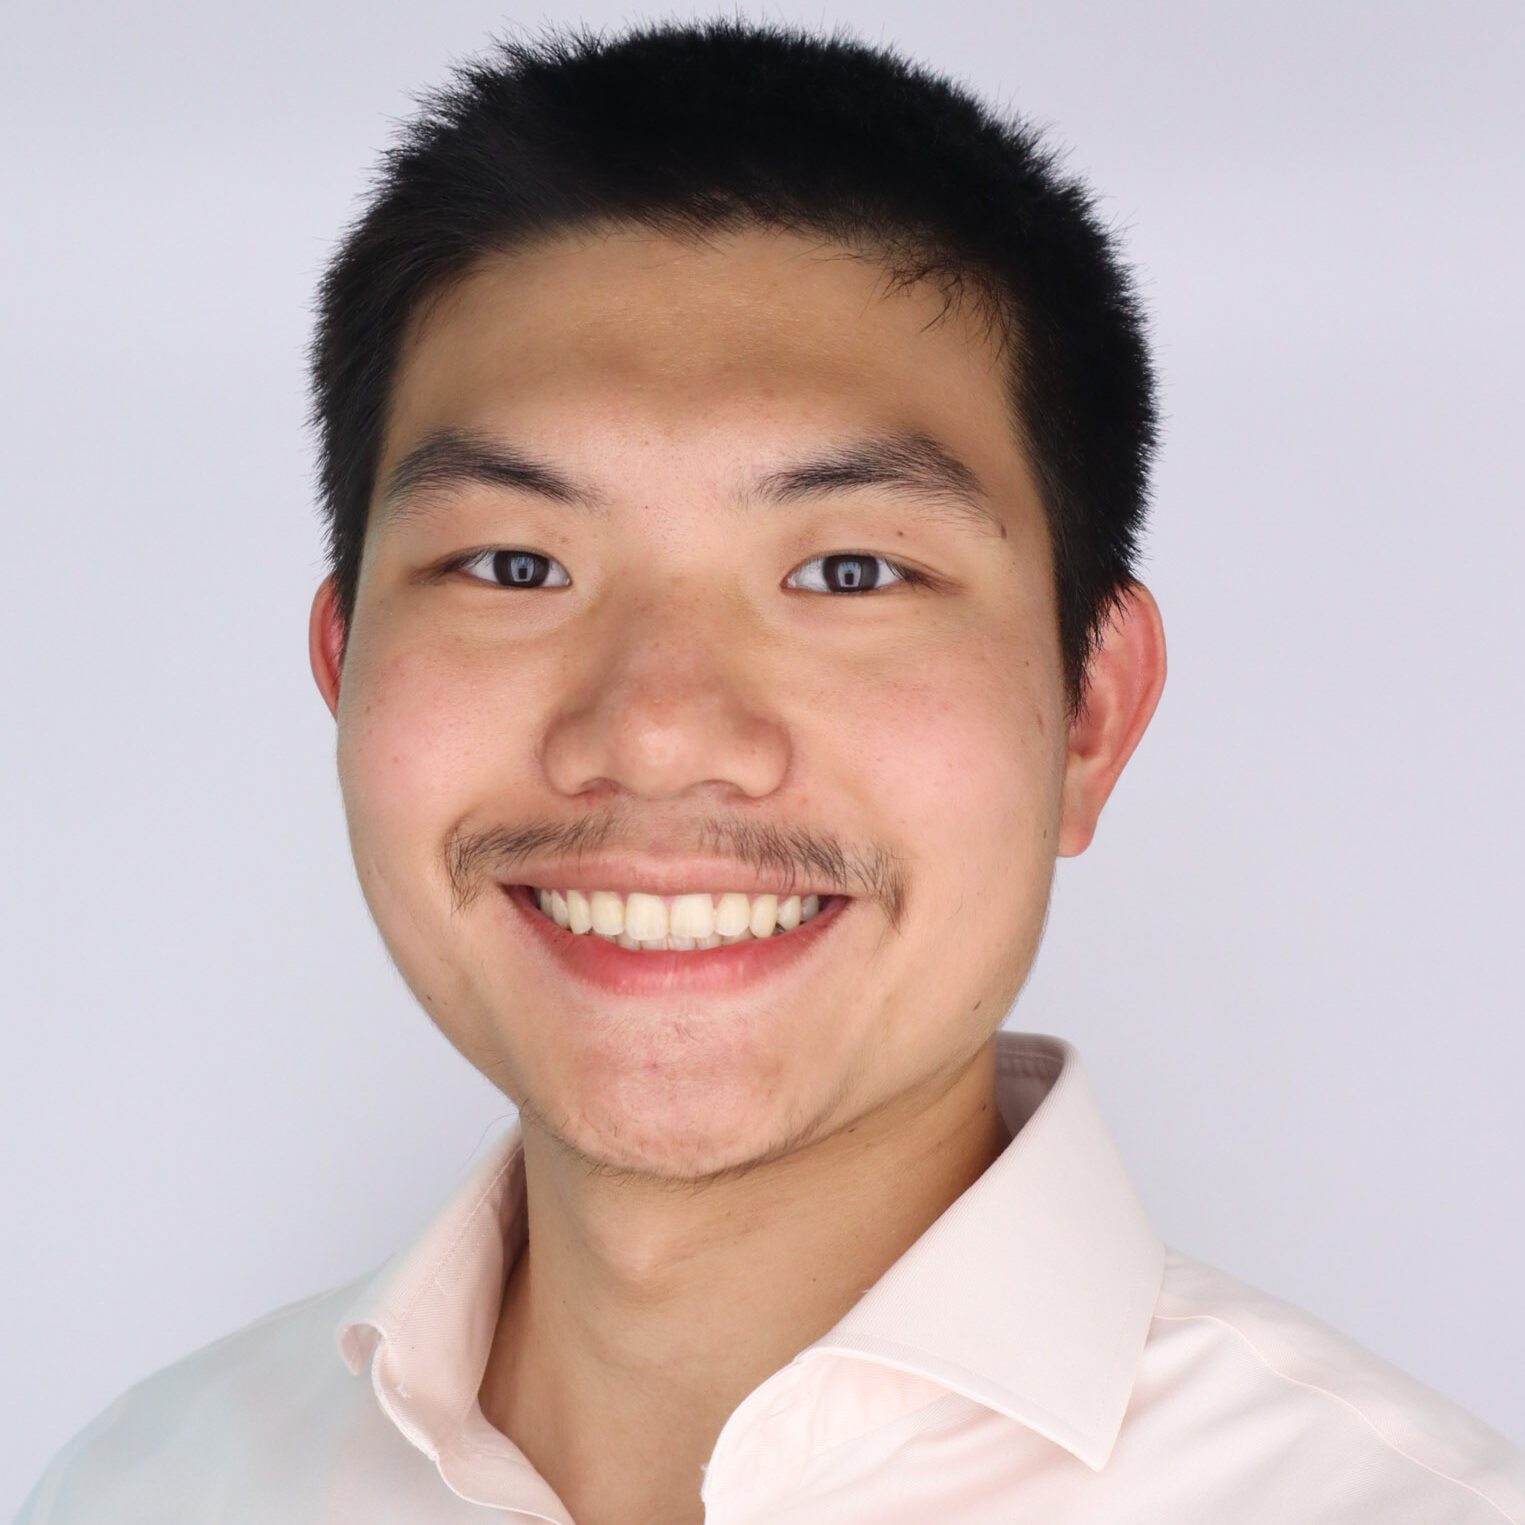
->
[507, 858, 846, 899]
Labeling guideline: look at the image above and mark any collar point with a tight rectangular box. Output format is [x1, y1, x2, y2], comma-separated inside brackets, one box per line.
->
[336, 1320, 381, 1377]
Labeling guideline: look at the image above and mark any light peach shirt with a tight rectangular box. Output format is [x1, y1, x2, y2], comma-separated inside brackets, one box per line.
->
[19, 1033, 1525, 1523]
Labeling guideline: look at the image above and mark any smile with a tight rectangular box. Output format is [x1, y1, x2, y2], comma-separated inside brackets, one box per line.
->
[529, 887, 827, 950]
[505, 882, 851, 996]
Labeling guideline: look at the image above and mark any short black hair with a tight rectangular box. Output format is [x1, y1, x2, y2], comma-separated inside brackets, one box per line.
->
[312, 20, 1156, 710]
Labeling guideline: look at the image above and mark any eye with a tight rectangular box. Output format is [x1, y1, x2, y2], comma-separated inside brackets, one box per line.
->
[786, 553, 919, 594]
[455, 549, 571, 589]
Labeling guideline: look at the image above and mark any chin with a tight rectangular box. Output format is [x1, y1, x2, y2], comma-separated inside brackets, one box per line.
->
[524, 1062, 828, 1184]
[492, 989, 844, 1179]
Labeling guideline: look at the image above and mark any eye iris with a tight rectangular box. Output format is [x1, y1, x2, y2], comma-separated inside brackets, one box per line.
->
[824, 554, 878, 592]
[493, 551, 546, 586]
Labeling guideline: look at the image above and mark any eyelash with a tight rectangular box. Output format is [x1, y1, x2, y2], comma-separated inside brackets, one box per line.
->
[442, 549, 931, 593]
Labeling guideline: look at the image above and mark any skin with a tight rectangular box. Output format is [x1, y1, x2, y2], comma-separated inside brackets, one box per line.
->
[310, 225, 1165, 1525]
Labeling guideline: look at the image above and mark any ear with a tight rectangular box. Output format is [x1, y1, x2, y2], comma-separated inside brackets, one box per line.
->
[1058, 581, 1167, 857]
[308, 576, 346, 718]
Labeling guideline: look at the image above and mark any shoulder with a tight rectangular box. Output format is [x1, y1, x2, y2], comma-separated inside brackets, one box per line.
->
[15, 1276, 384, 1525]
[1137, 1249, 1525, 1524]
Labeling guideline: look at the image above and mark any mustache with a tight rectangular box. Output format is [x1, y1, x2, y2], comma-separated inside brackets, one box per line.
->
[445, 813, 908, 931]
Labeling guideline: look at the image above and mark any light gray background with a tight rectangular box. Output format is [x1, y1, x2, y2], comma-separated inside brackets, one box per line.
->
[4, 0, 1521, 1510]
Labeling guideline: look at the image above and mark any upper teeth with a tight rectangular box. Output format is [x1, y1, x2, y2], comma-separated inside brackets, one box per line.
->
[533, 888, 824, 948]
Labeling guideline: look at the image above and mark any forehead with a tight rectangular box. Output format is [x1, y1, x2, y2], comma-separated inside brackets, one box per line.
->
[381, 226, 1029, 494]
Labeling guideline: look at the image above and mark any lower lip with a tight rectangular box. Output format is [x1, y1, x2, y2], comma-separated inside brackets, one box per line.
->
[503, 885, 853, 996]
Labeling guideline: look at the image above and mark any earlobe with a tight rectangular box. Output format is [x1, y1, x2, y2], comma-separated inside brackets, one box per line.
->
[1057, 582, 1167, 857]
[308, 577, 346, 718]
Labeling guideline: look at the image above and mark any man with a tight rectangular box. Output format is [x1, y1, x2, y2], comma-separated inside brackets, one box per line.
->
[17, 20, 1523, 1525]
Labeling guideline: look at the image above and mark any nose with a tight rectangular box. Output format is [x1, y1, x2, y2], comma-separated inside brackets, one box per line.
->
[539, 587, 792, 804]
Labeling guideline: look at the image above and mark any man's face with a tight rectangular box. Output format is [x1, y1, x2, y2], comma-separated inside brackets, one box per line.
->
[324, 227, 1074, 1178]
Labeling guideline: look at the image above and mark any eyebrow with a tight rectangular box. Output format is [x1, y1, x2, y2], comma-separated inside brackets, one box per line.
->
[381, 430, 605, 516]
[753, 433, 1006, 540]
[380, 427, 1006, 540]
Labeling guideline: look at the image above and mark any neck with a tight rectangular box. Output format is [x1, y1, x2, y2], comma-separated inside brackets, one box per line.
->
[479, 1041, 1011, 1525]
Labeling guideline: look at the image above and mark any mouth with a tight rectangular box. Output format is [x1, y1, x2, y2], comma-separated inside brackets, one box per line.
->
[502, 883, 853, 994]
[524, 885, 835, 949]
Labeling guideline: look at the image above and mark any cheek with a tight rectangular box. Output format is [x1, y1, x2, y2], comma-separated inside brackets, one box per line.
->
[822, 628, 1062, 1027]
[835, 633, 1058, 851]
[335, 634, 515, 872]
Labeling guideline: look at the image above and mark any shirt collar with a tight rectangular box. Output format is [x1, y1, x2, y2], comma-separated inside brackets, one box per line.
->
[335, 1127, 567, 1518]
[336, 1030, 1162, 1493]
[809, 1033, 1163, 1470]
